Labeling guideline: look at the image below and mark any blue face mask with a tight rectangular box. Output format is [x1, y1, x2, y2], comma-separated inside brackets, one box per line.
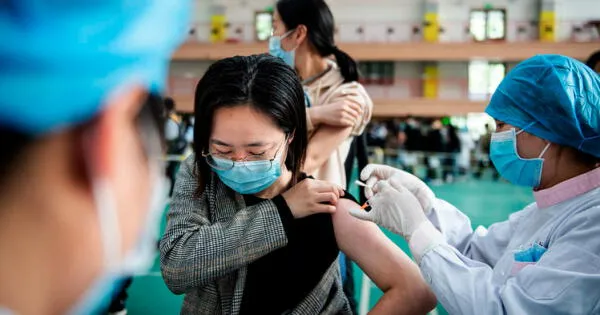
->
[269, 30, 296, 69]
[490, 128, 551, 187]
[211, 153, 283, 195]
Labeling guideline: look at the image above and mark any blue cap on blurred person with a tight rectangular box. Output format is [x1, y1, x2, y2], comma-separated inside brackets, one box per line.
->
[0, 0, 191, 134]
[485, 54, 600, 158]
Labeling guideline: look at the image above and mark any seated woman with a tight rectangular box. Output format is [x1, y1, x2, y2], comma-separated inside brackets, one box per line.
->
[159, 55, 436, 314]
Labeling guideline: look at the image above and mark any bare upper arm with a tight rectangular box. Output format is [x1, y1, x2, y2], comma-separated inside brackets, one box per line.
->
[332, 198, 423, 292]
[304, 125, 353, 175]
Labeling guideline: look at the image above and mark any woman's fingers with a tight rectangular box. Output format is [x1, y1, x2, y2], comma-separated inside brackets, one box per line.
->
[342, 112, 357, 126]
[312, 180, 343, 195]
[342, 117, 355, 127]
[349, 101, 363, 117]
[344, 101, 362, 119]
[316, 192, 338, 204]
[337, 186, 345, 197]
[344, 108, 360, 121]
[313, 203, 337, 214]
[329, 183, 345, 198]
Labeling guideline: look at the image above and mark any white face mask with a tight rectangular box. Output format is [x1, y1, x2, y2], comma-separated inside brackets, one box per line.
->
[69, 156, 169, 314]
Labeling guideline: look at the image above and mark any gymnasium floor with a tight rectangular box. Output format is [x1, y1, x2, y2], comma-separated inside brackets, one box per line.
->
[125, 175, 533, 314]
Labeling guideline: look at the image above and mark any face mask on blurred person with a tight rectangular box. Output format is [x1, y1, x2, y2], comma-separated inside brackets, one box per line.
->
[69, 130, 169, 315]
[269, 29, 296, 68]
[69, 174, 169, 314]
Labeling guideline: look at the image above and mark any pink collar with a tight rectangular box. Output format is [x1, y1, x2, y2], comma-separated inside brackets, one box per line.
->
[534, 168, 600, 209]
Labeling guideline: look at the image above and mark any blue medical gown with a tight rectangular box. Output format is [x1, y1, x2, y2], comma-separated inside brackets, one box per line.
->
[420, 188, 600, 314]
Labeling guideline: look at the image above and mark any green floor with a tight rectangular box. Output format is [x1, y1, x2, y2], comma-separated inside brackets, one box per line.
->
[126, 178, 533, 314]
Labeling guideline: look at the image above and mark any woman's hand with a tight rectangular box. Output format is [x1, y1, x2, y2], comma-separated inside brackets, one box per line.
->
[281, 179, 345, 218]
[309, 98, 363, 127]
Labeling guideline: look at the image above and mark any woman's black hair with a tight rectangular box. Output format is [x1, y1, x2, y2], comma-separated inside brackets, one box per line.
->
[276, 0, 359, 83]
[585, 50, 600, 71]
[193, 54, 308, 192]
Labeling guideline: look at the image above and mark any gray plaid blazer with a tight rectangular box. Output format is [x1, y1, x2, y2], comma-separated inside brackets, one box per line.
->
[159, 155, 352, 314]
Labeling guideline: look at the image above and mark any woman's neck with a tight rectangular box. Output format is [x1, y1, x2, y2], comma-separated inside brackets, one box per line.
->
[537, 164, 597, 191]
[255, 168, 293, 199]
[296, 52, 328, 82]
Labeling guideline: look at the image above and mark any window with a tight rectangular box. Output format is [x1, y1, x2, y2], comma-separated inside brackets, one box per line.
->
[254, 11, 273, 41]
[469, 9, 506, 41]
[470, 11, 487, 41]
[468, 61, 506, 100]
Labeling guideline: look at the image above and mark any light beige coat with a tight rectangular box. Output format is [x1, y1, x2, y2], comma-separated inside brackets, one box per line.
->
[305, 60, 373, 188]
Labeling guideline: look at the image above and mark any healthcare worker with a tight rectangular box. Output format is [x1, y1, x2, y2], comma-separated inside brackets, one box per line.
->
[350, 54, 600, 314]
[0, 1, 190, 314]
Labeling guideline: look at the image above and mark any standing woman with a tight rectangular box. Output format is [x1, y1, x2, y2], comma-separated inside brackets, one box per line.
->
[270, 0, 372, 189]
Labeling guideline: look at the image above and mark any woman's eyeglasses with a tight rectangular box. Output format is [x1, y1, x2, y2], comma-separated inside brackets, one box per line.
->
[202, 139, 286, 173]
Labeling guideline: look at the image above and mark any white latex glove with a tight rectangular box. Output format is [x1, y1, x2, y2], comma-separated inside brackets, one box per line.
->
[349, 179, 427, 240]
[361, 164, 435, 215]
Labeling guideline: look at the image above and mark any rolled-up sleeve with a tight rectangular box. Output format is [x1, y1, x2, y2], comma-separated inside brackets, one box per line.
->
[159, 156, 292, 294]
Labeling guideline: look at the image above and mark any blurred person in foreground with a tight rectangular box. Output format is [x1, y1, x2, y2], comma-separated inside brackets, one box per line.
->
[352, 55, 600, 314]
[0, 1, 190, 314]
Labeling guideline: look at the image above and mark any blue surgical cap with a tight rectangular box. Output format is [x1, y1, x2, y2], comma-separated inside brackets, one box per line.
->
[486, 54, 600, 158]
[0, 0, 191, 134]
